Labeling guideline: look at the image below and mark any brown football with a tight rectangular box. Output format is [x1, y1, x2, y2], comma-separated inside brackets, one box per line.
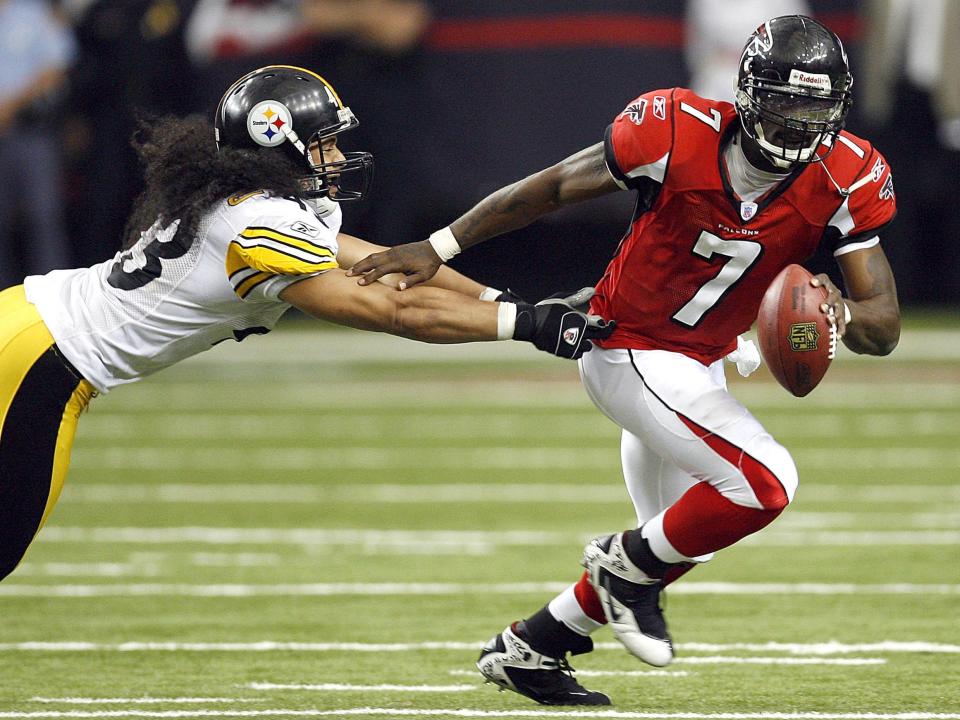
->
[756, 264, 835, 397]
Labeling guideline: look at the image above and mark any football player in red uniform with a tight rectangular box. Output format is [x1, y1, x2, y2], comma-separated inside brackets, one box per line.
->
[352, 16, 901, 706]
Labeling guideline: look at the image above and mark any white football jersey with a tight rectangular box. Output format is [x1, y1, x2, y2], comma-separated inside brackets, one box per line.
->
[24, 192, 341, 392]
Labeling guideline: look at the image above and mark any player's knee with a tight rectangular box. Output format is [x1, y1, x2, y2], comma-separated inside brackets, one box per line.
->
[764, 465, 796, 512]
[743, 437, 798, 511]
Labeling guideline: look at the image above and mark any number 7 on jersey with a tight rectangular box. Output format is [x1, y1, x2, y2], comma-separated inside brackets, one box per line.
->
[672, 231, 762, 327]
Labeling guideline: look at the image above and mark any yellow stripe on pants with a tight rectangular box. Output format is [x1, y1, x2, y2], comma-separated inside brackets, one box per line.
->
[0, 285, 95, 576]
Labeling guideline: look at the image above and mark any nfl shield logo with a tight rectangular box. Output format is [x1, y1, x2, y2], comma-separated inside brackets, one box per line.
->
[740, 202, 758, 221]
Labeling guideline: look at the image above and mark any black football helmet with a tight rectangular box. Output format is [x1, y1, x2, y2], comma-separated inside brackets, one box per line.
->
[735, 16, 852, 168]
[214, 65, 373, 201]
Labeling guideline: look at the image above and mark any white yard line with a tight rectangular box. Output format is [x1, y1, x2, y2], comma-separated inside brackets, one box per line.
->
[75, 414, 615, 441]
[35, 527, 566, 547]
[679, 641, 960, 654]
[60, 483, 629, 505]
[30, 701, 257, 706]
[96, 382, 960, 411]
[74, 411, 960, 441]
[673, 656, 885, 666]
[801, 485, 960, 502]
[1, 708, 959, 719]
[12, 562, 163, 578]
[448, 669, 691, 678]
[245, 683, 474, 692]
[31, 526, 960, 549]
[59, 483, 960, 508]
[1, 581, 958, 599]
[743, 530, 960, 546]
[1, 641, 957, 653]
[67, 446, 960, 471]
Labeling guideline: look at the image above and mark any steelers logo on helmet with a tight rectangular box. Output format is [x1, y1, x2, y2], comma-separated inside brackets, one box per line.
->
[246, 101, 293, 147]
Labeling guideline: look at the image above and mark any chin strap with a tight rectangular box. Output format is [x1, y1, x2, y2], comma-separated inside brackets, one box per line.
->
[817, 155, 878, 199]
[280, 125, 307, 156]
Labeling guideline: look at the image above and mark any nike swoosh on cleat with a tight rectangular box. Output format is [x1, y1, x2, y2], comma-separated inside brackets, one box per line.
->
[600, 575, 624, 622]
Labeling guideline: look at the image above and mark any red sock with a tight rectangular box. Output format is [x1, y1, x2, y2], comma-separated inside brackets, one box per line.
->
[662, 481, 785, 558]
[573, 570, 607, 625]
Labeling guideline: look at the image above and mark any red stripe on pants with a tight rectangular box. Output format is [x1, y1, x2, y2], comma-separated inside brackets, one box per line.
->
[677, 415, 789, 510]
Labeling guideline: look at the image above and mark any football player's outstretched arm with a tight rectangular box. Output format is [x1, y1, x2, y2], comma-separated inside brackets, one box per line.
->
[814, 244, 900, 356]
[336, 233, 490, 298]
[348, 142, 621, 287]
[281, 269, 496, 342]
[279, 269, 615, 357]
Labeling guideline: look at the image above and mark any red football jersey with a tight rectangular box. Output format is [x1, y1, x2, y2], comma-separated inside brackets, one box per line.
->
[591, 88, 897, 364]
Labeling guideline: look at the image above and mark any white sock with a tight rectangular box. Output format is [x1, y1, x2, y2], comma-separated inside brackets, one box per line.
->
[547, 584, 604, 636]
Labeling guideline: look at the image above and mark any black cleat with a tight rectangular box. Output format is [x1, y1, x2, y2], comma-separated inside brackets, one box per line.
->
[476, 624, 611, 706]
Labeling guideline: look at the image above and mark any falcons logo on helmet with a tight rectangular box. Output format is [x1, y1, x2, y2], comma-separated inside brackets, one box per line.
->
[745, 20, 775, 57]
[621, 99, 648, 125]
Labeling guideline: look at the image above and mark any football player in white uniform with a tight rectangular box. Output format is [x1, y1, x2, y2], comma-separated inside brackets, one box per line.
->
[0, 65, 613, 583]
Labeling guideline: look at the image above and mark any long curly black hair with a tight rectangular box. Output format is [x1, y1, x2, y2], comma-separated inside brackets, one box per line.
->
[122, 114, 304, 250]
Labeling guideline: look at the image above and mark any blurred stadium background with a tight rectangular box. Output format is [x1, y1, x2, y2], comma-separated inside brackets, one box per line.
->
[2, 0, 959, 306]
[1, 0, 958, 716]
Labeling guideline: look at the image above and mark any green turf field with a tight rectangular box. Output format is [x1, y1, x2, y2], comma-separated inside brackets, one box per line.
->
[1, 318, 958, 718]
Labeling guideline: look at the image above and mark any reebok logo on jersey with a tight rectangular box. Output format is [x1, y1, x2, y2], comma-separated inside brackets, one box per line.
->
[653, 96, 666, 120]
[869, 156, 886, 182]
[289, 221, 318, 235]
[622, 99, 648, 125]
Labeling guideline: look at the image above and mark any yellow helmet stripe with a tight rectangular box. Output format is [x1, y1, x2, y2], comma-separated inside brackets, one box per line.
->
[266, 65, 343, 106]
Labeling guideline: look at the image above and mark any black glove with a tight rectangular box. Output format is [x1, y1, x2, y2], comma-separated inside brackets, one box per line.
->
[513, 294, 615, 360]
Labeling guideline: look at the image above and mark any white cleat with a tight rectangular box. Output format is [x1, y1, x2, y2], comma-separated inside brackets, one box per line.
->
[582, 533, 674, 667]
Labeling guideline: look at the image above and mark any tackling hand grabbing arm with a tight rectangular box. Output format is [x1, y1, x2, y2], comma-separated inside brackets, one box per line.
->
[280, 270, 614, 359]
[347, 142, 621, 288]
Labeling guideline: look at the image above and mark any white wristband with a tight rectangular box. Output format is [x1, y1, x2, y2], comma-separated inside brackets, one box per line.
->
[496, 302, 517, 340]
[479, 287, 502, 302]
[427, 226, 461, 262]
[843, 302, 852, 325]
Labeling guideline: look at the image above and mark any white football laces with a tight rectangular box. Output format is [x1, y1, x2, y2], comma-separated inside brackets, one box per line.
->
[827, 307, 839, 360]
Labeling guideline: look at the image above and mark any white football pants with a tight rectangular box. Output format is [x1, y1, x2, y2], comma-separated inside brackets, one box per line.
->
[579, 346, 798, 544]
[549, 346, 799, 636]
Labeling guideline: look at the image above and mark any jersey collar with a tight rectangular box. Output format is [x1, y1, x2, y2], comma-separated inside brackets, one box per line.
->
[717, 124, 807, 224]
